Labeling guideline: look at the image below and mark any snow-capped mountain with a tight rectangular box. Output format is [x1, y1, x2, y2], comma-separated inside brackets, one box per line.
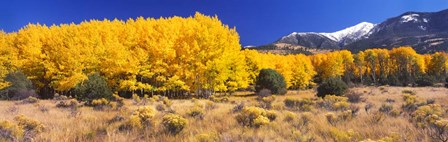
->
[320, 22, 375, 44]
[259, 8, 448, 54]
[347, 9, 448, 53]
[276, 22, 376, 48]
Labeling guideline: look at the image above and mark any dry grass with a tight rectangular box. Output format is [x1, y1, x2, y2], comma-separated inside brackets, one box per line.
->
[1, 86, 448, 141]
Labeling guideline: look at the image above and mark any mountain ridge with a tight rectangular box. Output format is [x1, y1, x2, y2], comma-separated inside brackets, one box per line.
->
[256, 9, 448, 54]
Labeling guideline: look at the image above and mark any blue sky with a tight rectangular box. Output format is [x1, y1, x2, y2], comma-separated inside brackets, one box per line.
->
[1, 0, 448, 46]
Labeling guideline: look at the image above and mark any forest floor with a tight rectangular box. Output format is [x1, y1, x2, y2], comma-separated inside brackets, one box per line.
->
[1, 86, 448, 142]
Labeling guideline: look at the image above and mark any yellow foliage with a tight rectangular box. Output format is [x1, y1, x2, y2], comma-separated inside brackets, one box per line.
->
[162, 114, 188, 134]
[128, 106, 157, 129]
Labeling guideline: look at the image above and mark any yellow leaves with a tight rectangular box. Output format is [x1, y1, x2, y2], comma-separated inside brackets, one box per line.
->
[54, 73, 87, 91]
[311, 50, 353, 80]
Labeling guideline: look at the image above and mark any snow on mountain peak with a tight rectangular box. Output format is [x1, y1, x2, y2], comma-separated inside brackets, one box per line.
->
[319, 22, 376, 42]
[401, 14, 420, 23]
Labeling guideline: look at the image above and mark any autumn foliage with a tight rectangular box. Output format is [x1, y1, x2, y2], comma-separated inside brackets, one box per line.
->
[0, 13, 447, 99]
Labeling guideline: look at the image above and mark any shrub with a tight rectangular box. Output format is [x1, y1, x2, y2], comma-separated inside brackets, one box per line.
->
[187, 106, 205, 119]
[426, 98, 436, 104]
[284, 98, 315, 111]
[368, 112, 386, 124]
[0, 71, 36, 100]
[126, 106, 157, 129]
[259, 95, 276, 109]
[325, 110, 353, 125]
[266, 110, 277, 121]
[20, 96, 39, 104]
[283, 111, 297, 121]
[161, 97, 173, 107]
[255, 68, 287, 95]
[235, 106, 273, 127]
[257, 88, 272, 98]
[446, 77, 448, 88]
[402, 94, 420, 112]
[53, 93, 69, 100]
[317, 78, 348, 98]
[72, 73, 112, 103]
[196, 132, 218, 142]
[209, 95, 229, 103]
[0, 120, 24, 141]
[205, 100, 216, 110]
[412, 104, 443, 126]
[427, 119, 448, 142]
[344, 91, 363, 103]
[56, 99, 79, 110]
[321, 95, 350, 111]
[232, 102, 245, 113]
[325, 112, 338, 125]
[364, 103, 374, 113]
[379, 104, 393, 114]
[402, 90, 416, 95]
[329, 128, 355, 142]
[112, 93, 125, 108]
[162, 114, 188, 134]
[385, 98, 395, 103]
[91, 98, 110, 110]
[132, 94, 141, 104]
[349, 105, 360, 116]
[156, 104, 168, 112]
[14, 115, 45, 133]
[299, 112, 313, 127]
[416, 75, 435, 87]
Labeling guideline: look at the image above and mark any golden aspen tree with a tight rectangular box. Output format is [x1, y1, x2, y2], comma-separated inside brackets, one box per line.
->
[389, 46, 424, 85]
[427, 52, 448, 79]
[0, 31, 17, 89]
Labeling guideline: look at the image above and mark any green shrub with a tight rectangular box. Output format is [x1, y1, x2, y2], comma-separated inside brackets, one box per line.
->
[72, 73, 112, 103]
[162, 114, 188, 134]
[317, 78, 348, 98]
[445, 77, 448, 88]
[416, 75, 435, 87]
[255, 68, 287, 95]
[0, 71, 37, 100]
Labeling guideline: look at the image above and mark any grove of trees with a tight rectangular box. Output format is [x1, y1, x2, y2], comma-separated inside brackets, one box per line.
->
[0, 13, 447, 99]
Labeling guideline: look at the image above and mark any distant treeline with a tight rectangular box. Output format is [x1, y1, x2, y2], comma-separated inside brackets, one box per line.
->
[0, 13, 446, 99]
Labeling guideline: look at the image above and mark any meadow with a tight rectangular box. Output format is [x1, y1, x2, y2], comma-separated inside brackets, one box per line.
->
[1, 86, 448, 142]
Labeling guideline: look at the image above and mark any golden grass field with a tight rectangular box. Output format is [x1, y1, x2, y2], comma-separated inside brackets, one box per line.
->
[1, 86, 448, 142]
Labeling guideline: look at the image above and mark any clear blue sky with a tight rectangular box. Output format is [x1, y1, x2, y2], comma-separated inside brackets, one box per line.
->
[1, 0, 447, 46]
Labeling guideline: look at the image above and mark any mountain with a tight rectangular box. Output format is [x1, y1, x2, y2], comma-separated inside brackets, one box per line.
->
[256, 9, 448, 54]
[275, 22, 375, 49]
[346, 9, 448, 53]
